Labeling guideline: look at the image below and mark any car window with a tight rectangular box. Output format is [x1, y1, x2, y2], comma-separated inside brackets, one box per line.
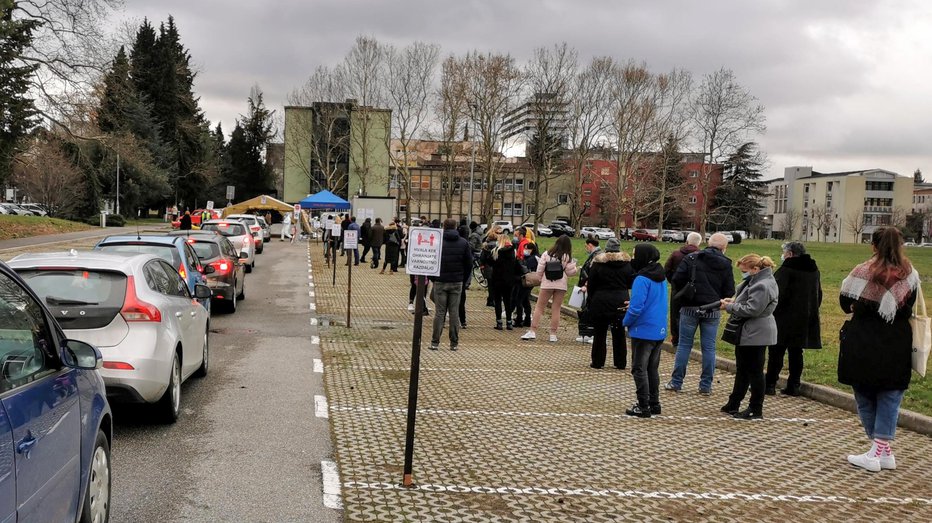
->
[98, 243, 181, 266]
[0, 272, 57, 393]
[183, 243, 201, 270]
[220, 238, 237, 259]
[202, 223, 247, 237]
[188, 240, 221, 261]
[144, 261, 173, 296]
[157, 261, 189, 298]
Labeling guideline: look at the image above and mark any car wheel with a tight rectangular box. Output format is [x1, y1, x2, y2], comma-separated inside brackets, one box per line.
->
[194, 330, 209, 378]
[227, 286, 238, 313]
[237, 277, 245, 300]
[156, 353, 181, 423]
[245, 262, 252, 274]
[80, 429, 111, 523]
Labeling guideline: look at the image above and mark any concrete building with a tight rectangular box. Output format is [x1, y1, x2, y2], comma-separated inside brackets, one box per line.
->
[282, 101, 390, 203]
[764, 166, 912, 243]
[501, 92, 570, 154]
[912, 182, 932, 241]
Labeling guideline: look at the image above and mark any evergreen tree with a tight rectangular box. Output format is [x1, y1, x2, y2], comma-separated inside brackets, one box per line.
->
[710, 141, 768, 231]
[0, 0, 39, 184]
[915, 168, 925, 184]
[98, 46, 132, 133]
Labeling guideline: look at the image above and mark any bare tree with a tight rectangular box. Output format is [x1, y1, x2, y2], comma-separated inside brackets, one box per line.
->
[890, 206, 909, 228]
[652, 69, 693, 236]
[845, 210, 866, 243]
[689, 68, 766, 234]
[462, 51, 523, 226]
[287, 66, 350, 196]
[566, 57, 614, 230]
[13, 138, 86, 216]
[434, 55, 469, 218]
[809, 204, 832, 242]
[524, 43, 577, 227]
[781, 208, 801, 240]
[385, 41, 440, 223]
[342, 36, 387, 195]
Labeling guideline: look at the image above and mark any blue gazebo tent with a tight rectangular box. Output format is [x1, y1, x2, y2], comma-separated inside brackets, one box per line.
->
[299, 190, 350, 210]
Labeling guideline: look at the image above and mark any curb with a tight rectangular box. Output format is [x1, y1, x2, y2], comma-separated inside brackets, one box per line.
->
[532, 292, 932, 436]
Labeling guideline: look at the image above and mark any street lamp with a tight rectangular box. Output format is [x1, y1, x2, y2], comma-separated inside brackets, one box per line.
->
[466, 104, 478, 224]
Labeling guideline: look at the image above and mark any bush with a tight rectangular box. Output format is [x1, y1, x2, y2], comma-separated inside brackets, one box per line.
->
[85, 214, 126, 227]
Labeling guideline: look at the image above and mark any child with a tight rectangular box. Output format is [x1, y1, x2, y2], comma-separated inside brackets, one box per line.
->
[623, 243, 668, 418]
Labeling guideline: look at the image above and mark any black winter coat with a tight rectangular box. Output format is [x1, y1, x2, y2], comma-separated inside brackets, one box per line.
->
[773, 254, 822, 348]
[671, 247, 735, 307]
[586, 252, 636, 322]
[360, 222, 372, 245]
[434, 229, 473, 284]
[838, 290, 916, 390]
[485, 244, 518, 287]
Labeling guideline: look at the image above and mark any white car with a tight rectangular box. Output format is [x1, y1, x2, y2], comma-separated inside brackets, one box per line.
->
[520, 222, 552, 237]
[10, 251, 212, 423]
[19, 203, 48, 216]
[201, 220, 256, 272]
[492, 220, 514, 234]
[580, 227, 599, 238]
[226, 214, 264, 254]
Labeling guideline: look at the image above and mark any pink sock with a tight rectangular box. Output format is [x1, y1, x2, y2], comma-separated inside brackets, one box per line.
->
[873, 439, 890, 457]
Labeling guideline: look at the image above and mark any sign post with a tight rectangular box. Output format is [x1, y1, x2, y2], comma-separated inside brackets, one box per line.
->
[401, 227, 443, 488]
[343, 230, 358, 328]
[330, 223, 342, 285]
[225, 185, 235, 206]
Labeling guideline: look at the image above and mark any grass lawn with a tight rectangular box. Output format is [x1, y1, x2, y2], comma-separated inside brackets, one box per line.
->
[0, 215, 91, 241]
[533, 235, 932, 416]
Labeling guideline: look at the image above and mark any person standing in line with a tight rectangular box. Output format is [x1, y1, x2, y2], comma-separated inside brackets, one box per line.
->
[839, 227, 918, 472]
[467, 222, 483, 256]
[586, 238, 634, 369]
[359, 217, 372, 264]
[338, 213, 349, 254]
[264, 211, 272, 229]
[521, 235, 578, 342]
[399, 219, 409, 268]
[666, 232, 735, 395]
[512, 236, 539, 328]
[457, 220, 471, 328]
[457, 217, 470, 240]
[720, 254, 779, 420]
[480, 227, 502, 308]
[765, 241, 822, 396]
[179, 210, 192, 230]
[380, 220, 401, 274]
[509, 227, 531, 324]
[429, 219, 474, 351]
[369, 218, 385, 269]
[485, 232, 518, 330]
[664, 232, 702, 347]
[345, 216, 360, 266]
[624, 243, 668, 418]
[575, 237, 602, 344]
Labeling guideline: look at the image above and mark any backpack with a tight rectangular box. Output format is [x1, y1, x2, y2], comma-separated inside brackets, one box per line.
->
[544, 255, 565, 281]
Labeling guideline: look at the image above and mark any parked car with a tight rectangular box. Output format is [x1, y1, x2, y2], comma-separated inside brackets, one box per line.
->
[19, 203, 48, 216]
[491, 220, 514, 234]
[0, 203, 30, 215]
[167, 231, 247, 312]
[256, 216, 272, 243]
[200, 220, 256, 272]
[94, 235, 211, 311]
[520, 222, 552, 237]
[0, 260, 112, 522]
[595, 228, 617, 240]
[579, 226, 600, 238]
[632, 229, 658, 241]
[661, 230, 684, 242]
[11, 251, 212, 423]
[226, 214, 264, 254]
[548, 220, 575, 236]
[704, 231, 735, 243]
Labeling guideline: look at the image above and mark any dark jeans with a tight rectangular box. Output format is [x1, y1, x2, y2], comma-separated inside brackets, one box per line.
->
[344, 248, 359, 265]
[370, 245, 382, 266]
[766, 345, 804, 388]
[431, 282, 462, 346]
[491, 284, 513, 324]
[591, 319, 626, 368]
[631, 338, 663, 409]
[383, 244, 399, 272]
[459, 282, 468, 324]
[360, 243, 371, 261]
[728, 345, 767, 412]
[410, 275, 429, 309]
[512, 285, 532, 324]
[400, 245, 407, 266]
[669, 285, 682, 344]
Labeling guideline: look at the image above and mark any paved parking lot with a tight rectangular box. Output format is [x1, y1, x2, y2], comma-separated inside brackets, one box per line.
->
[310, 242, 932, 522]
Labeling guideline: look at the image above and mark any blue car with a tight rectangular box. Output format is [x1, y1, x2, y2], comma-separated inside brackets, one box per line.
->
[0, 261, 112, 522]
[95, 235, 211, 311]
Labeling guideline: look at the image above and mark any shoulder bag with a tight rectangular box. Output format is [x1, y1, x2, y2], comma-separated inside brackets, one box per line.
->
[672, 256, 697, 301]
[721, 315, 746, 345]
[911, 284, 931, 376]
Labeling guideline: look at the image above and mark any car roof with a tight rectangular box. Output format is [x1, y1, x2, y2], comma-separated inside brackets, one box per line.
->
[98, 235, 183, 247]
[7, 251, 159, 271]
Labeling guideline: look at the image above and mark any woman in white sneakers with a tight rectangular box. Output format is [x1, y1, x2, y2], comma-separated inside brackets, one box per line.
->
[521, 235, 577, 342]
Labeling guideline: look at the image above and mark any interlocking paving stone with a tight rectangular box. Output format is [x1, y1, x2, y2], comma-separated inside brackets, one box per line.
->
[309, 242, 932, 522]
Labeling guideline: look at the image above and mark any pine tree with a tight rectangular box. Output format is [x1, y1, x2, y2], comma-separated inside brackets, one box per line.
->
[98, 46, 133, 133]
[0, 0, 40, 184]
[710, 142, 768, 231]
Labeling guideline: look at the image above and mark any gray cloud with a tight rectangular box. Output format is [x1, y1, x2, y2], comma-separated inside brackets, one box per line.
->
[119, 0, 931, 179]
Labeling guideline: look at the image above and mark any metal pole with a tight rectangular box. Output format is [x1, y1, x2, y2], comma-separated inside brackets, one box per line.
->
[116, 153, 120, 216]
[402, 275, 426, 487]
[467, 140, 476, 223]
[332, 246, 337, 286]
[346, 259, 352, 328]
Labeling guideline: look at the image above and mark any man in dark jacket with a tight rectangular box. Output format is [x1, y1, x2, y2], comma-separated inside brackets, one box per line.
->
[179, 210, 192, 230]
[430, 218, 474, 351]
[576, 237, 602, 343]
[359, 218, 372, 264]
[369, 218, 385, 269]
[457, 217, 470, 239]
[663, 232, 702, 346]
[765, 241, 822, 396]
[666, 233, 736, 394]
[344, 216, 361, 266]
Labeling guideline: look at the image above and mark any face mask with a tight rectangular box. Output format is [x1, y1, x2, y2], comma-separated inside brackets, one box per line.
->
[523, 250, 531, 257]
[780, 254, 785, 262]
[741, 271, 751, 280]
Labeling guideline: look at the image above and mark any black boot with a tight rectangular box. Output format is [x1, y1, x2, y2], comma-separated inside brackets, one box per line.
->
[506, 320, 513, 331]
[494, 321, 503, 331]
[625, 404, 652, 418]
[780, 384, 801, 397]
[765, 385, 776, 396]
[720, 403, 740, 415]
[733, 408, 763, 420]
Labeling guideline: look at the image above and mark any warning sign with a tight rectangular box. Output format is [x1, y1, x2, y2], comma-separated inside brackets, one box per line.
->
[405, 227, 443, 277]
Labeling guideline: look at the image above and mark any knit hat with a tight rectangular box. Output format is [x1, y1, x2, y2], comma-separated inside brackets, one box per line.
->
[605, 238, 621, 252]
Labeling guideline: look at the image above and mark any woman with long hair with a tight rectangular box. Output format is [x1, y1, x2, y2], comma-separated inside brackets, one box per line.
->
[487, 233, 518, 330]
[720, 254, 779, 420]
[839, 227, 919, 472]
[480, 227, 502, 308]
[513, 241, 540, 327]
[521, 235, 578, 342]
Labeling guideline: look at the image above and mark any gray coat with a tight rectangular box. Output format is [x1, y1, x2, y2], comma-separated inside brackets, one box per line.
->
[725, 267, 779, 347]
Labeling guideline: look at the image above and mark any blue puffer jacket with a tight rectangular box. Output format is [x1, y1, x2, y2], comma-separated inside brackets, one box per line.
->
[622, 261, 668, 341]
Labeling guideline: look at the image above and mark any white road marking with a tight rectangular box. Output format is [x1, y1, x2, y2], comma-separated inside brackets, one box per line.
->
[309, 291, 315, 297]
[321, 460, 343, 509]
[329, 404, 846, 425]
[341, 480, 932, 506]
[314, 395, 329, 418]
[314, 359, 324, 373]
[311, 335, 320, 345]
[310, 318, 318, 326]
[309, 303, 317, 311]
[308, 282, 315, 288]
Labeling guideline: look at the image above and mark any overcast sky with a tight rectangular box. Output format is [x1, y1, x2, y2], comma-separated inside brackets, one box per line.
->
[119, 0, 932, 181]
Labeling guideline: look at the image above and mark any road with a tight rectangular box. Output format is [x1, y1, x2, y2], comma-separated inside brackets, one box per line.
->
[3, 232, 340, 522]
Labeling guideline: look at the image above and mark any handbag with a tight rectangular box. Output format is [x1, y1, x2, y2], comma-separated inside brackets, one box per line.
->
[910, 284, 931, 376]
[672, 256, 697, 301]
[721, 315, 746, 345]
[577, 297, 595, 337]
[522, 272, 542, 288]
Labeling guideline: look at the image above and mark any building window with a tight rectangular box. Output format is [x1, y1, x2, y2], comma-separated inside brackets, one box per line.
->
[527, 180, 537, 191]
[526, 204, 536, 215]
[513, 203, 523, 216]
[583, 189, 592, 197]
[503, 203, 513, 216]
[505, 181, 513, 191]
[601, 167, 610, 176]
[515, 179, 524, 191]
[866, 181, 894, 192]
[688, 196, 697, 204]
[689, 170, 698, 178]
[557, 193, 569, 205]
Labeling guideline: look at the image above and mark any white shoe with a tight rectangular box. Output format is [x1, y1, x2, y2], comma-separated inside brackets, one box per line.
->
[549, 334, 558, 343]
[584, 336, 593, 343]
[880, 452, 897, 470]
[847, 451, 881, 472]
[407, 303, 415, 313]
[575, 335, 585, 343]
[521, 331, 536, 340]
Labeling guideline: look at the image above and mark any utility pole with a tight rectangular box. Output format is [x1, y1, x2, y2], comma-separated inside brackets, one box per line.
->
[116, 153, 121, 216]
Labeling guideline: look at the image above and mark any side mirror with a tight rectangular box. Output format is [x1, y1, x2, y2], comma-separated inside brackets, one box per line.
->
[203, 265, 216, 275]
[61, 339, 102, 370]
[194, 284, 212, 299]
[239, 252, 249, 259]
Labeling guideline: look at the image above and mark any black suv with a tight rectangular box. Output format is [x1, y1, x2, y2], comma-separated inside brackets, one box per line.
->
[548, 220, 575, 237]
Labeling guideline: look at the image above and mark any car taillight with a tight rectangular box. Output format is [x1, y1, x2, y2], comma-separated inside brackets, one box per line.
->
[254, 237, 261, 245]
[121, 276, 161, 322]
[210, 261, 230, 274]
[103, 361, 135, 370]
[178, 264, 187, 280]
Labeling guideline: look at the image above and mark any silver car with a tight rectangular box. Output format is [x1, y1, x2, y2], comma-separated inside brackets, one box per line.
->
[201, 219, 256, 272]
[226, 214, 264, 254]
[10, 251, 212, 423]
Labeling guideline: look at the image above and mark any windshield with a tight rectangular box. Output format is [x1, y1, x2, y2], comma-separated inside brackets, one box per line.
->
[18, 270, 126, 308]
[98, 243, 179, 265]
[202, 223, 247, 237]
[188, 241, 221, 260]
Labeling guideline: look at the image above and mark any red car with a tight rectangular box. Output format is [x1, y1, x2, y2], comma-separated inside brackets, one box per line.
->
[171, 209, 222, 229]
[632, 229, 658, 241]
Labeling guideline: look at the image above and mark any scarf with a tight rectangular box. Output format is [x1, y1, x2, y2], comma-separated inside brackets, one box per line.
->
[840, 260, 919, 323]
